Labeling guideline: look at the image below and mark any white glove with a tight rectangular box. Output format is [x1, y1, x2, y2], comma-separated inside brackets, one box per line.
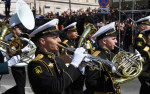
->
[112, 66, 117, 73]
[71, 47, 86, 67]
[85, 43, 90, 49]
[135, 49, 142, 61]
[8, 55, 20, 67]
[21, 44, 31, 53]
[83, 57, 91, 62]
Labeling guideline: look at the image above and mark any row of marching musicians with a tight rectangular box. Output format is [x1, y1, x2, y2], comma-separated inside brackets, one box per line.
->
[0, 1, 150, 94]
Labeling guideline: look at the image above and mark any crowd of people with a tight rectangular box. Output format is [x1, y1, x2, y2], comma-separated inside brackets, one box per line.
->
[0, 0, 150, 94]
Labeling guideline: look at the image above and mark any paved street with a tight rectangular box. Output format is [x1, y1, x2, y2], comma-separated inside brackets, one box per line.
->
[0, 66, 141, 94]
[0, 67, 34, 94]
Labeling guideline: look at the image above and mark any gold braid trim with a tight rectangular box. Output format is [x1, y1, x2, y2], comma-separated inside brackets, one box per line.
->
[92, 51, 101, 56]
[143, 46, 150, 60]
[106, 30, 116, 36]
[62, 40, 69, 47]
[87, 40, 94, 54]
[138, 34, 146, 44]
[38, 60, 53, 76]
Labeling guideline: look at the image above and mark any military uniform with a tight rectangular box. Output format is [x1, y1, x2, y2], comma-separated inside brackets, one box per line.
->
[3, 1, 35, 93]
[28, 19, 85, 94]
[85, 48, 116, 94]
[3, 34, 29, 94]
[59, 22, 78, 64]
[59, 38, 78, 65]
[61, 38, 77, 48]
[28, 49, 84, 94]
[133, 16, 150, 94]
[85, 22, 119, 94]
[134, 33, 150, 94]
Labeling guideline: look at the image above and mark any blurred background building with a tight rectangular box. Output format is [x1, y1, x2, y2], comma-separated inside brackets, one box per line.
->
[0, 0, 149, 16]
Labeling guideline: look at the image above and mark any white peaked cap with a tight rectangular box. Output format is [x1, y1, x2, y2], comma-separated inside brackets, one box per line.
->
[16, 0, 35, 30]
[92, 22, 115, 38]
[62, 22, 77, 31]
[9, 13, 21, 27]
[136, 16, 150, 23]
[141, 27, 150, 33]
[29, 19, 59, 38]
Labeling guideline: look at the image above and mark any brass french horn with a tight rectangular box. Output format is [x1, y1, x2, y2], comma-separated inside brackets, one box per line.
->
[111, 46, 143, 90]
[77, 23, 143, 91]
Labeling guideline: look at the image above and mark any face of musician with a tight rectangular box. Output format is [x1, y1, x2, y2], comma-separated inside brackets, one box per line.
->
[13, 27, 22, 37]
[67, 30, 78, 40]
[105, 35, 117, 50]
[99, 35, 117, 50]
[39, 34, 61, 53]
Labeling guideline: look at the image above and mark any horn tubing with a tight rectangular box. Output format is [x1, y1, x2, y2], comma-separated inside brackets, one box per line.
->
[115, 45, 127, 52]
[58, 43, 115, 70]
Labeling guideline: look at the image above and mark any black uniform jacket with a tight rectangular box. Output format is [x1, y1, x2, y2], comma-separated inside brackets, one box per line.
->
[28, 49, 84, 94]
[85, 47, 115, 93]
[59, 38, 78, 64]
[134, 33, 150, 78]
[61, 38, 78, 48]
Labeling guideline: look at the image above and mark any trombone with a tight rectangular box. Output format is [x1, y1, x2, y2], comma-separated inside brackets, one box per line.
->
[58, 43, 116, 73]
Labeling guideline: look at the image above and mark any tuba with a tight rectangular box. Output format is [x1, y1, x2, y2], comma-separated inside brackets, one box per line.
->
[0, 0, 36, 67]
[77, 22, 96, 48]
[12, 0, 36, 67]
[0, 23, 12, 40]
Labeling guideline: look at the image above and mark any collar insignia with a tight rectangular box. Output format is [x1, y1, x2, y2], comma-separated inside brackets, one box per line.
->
[48, 62, 54, 68]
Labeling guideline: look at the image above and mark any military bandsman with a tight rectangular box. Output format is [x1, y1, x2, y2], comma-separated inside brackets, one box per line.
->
[134, 16, 150, 94]
[85, 22, 118, 94]
[28, 19, 87, 94]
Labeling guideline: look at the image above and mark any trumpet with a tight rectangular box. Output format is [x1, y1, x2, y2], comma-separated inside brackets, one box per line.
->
[58, 43, 116, 72]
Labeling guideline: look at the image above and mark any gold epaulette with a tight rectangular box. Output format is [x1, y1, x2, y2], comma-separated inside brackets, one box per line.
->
[63, 40, 68, 44]
[138, 34, 143, 38]
[143, 46, 149, 51]
[32, 54, 53, 76]
[143, 46, 150, 59]
[138, 34, 146, 44]
[92, 51, 101, 56]
[62, 40, 69, 47]
[32, 54, 44, 61]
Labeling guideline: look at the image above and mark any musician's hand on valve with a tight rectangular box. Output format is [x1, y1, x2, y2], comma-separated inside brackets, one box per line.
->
[8, 55, 20, 67]
[135, 49, 142, 61]
[85, 43, 90, 49]
[21, 44, 31, 53]
[71, 47, 86, 68]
